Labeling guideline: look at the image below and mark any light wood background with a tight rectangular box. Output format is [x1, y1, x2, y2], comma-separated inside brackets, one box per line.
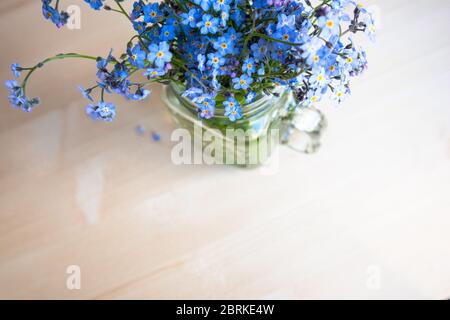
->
[0, 0, 449, 300]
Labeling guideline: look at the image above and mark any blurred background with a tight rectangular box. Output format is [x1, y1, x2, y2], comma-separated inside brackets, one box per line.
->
[0, 0, 449, 299]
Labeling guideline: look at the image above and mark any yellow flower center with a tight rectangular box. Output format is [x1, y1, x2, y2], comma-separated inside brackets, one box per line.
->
[327, 20, 334, 28]
[157, 51, 164, 58]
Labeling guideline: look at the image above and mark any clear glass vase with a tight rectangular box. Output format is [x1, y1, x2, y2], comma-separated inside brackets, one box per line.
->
[162, 82, 326, 167]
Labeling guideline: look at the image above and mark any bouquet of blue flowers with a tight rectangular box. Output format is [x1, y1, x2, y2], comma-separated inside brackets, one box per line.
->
[6, 0, 375, 123]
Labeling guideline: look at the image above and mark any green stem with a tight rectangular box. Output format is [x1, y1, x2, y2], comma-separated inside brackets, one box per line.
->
[115, 1, 149, 51]
[114, 0, 133, 24]
[106, 8, 124, 14]
[240, 12, 257, 59]
[341, 29, 350, 37]
[22, 53, 98, 95]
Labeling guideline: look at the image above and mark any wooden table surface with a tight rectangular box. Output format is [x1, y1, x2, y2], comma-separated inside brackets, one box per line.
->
[0, 0, 449, 300]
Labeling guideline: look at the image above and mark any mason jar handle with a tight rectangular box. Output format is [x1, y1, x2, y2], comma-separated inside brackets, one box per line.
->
[281, 106, 327, 154]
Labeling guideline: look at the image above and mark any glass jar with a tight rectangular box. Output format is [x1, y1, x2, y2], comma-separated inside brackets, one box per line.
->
[162, 82, 326, 167]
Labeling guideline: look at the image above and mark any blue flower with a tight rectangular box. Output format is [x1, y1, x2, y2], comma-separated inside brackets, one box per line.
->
[128, 44, 147, 69]
[213, 0, 231, 13]
[317, 14, 340, 39]
[199, 99, 215, 119]
[233, 75, 253, 90]
[213, 36, 234, 55]
[306, 88, 323, 105]
[242, 58, 256, 75]
[133, 21, 146, 34]
[224, 97, 242, 122]
[84, 0, 105, 10]
[231, 7, 245, 26]
[143, 3, 161, 24]
[257, 65, 265, 76]
[194, 0, 212, 11]
[182, 87, 204, 100]
[225, 28, 241, 42]
[131, 1, 145, 20]
[207, 52, 226, 69]
[246, 92, 256, 104]
[86, 102, 116, 122]
[273, 27, 298, 46]
[143, 68, 166, 78]
[5, 80, 40, 112]
[251, 39, 269, 62]
[197, 54, 206, 72]
[309, 67, 329, 90]
[128, 87, 151, 101]
[11, 63, 21, 78]
[219, 10, 230, 27]
[79, 86, 94, 101]
[364, 15, 376, 42]
[148, 42, 173, 69]
[331, 84, 350, 104]
[197, 15, 219, 35]
[301, 38, 324, 66]
[41, 0, 69, 28]
[277, 14, 296, 29]
[181, 9, 200, 28]
[160, 25, 175, 41]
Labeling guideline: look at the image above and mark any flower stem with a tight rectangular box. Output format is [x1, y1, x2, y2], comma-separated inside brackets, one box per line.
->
[114, 0, 133, 24]
[22, 53, 98, 95]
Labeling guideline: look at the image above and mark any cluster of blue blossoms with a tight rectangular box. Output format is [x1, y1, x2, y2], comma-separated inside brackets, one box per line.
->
[6, 0, 375, 122]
